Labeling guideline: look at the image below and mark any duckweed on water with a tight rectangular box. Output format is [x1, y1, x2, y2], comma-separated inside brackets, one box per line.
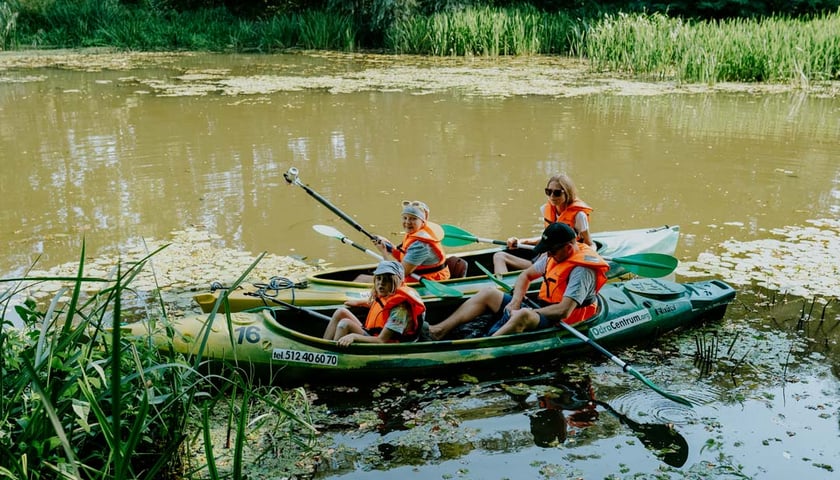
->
[15, 226, 322, 314]
[3, 50, 839, 99]
[678, 218, 840, 300]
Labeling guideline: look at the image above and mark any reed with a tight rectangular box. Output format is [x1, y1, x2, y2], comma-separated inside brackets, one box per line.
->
[0, 245, 317, 479]
[387, 6, 574, 56]
[296, 10, 356, 51]
[0, 1, 18, 50]
[6, 1, 840, 82]
[585, 11, 840, 84]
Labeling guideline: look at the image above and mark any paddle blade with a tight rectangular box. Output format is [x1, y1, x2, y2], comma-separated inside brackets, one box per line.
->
[441, 224, 480, 247]
[477, 260, 691, 407]
[627, 367, 693, 406]
[474, 262, 513, 292]
[608, 253, 678, 278]
[312, 224, 345, 239]
[419, 278, 463, 298]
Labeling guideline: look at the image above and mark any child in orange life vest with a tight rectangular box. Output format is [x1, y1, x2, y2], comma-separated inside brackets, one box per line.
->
[324, 261, 426, 347]
[430, 223, 608, 340]
[359, 200, 450, 282]
[493, 173, 594, 274]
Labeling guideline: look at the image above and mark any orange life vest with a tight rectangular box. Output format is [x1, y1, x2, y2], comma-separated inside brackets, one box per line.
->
[392, 222, 450, 281]
[538, 243, 609, 325]
[364, 284, 426, 341]
[542, 200, 593, 240]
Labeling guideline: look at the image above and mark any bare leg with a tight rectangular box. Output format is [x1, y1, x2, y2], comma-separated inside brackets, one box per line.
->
[429, 286, 505, 340]
[323, 307, 357, 340]
[334, 316, 366, 340]
[492, 252, 533, 274]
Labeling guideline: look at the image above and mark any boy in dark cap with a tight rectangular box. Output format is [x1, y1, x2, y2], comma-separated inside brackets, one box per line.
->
[429, 223, 609, 339]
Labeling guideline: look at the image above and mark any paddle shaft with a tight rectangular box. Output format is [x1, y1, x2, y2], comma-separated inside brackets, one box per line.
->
[334, 234, 433, 284]
[284, 168, 463, 298]
[443, 228, 535, 249]
[336, 233, 383, 259]
[312, 224, 454, 289]
[474, 261, 691, 406]
[441, 224, 677, 277]
[267, 298, 333, 322]
[284, 167, 377, 241]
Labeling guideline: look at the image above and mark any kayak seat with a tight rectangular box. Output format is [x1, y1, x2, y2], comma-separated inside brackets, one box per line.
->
[446, 256, 468, 279]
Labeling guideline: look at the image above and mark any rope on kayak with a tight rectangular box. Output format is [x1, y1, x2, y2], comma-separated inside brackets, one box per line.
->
[247, 276, 309, 306]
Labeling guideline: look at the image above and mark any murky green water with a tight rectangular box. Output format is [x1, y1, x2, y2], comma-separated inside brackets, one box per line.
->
[1, 51, 838, 478]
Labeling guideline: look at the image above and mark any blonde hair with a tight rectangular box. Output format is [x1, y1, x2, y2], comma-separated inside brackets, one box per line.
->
[546, 174, 579, 209]
[370, 273, 398, 299]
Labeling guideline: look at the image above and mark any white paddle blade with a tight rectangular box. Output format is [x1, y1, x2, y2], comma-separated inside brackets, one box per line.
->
[312, 224, 345, 239]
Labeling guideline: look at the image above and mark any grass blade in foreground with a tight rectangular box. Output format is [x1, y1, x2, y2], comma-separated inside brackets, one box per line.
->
[475, 262, 692, 407]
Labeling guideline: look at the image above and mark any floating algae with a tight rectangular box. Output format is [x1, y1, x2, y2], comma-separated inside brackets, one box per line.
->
[16, 226, 322, 314]
[678, 218, 840, 299]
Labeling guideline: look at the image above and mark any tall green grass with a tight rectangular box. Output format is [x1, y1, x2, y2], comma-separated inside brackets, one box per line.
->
[0, 245, 318, 479]
[0, 1, 18, 49]
[387, 6, 576, 56]
[8, 0, 356, 51]
[585, 12, 840, 84]
[3, 0, 839, 83]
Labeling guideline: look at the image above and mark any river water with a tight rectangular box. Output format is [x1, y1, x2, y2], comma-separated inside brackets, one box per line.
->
[1, 51, 839, 479]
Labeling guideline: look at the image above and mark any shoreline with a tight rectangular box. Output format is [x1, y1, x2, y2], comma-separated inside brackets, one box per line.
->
[2, 49, 838, 98]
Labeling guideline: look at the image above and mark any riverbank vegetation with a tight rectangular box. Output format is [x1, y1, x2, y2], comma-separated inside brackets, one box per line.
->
[1, 0, 839, 84]
[0, 248, 319, 479]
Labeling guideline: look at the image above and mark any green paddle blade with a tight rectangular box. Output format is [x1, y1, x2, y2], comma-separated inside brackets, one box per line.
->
[627, 367, 693, 406]
[419, 278, 463, 298]
[475, 261, 692, 407]
[607, 253, 679, 278]
[441, 224, 480, 247]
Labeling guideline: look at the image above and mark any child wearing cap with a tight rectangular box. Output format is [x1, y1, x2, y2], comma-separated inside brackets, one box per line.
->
[429, 223, 609, 340]
[493, 173, 594, 274]
[325, 261, 426, 346]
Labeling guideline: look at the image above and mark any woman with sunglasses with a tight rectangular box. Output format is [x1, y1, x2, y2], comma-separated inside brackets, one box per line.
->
[492, 173, 593, 274]
[325, 261, 426, 346]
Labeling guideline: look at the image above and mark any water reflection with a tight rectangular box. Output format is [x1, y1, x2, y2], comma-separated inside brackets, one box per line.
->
[3, 52, 840, 479]
[311, 368, 695, 477]
[3, 54, 840, 279]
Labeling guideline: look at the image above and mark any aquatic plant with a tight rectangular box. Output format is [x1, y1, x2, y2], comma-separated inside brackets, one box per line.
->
[387, 5, 574, 56]
[0, 244, 319, 479]
[585, 11, 840, 84]
[0, 1, 18, 50]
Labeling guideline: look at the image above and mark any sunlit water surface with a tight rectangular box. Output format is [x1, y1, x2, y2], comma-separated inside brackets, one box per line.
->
[1, 52, 839, 479]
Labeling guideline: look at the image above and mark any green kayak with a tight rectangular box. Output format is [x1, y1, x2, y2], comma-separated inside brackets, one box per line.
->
[128, 276, 734, 384]
[193, 224, 680, 313]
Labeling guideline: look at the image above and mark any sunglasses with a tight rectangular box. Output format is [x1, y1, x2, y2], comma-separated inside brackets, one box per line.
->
[544, 188, 566, 197]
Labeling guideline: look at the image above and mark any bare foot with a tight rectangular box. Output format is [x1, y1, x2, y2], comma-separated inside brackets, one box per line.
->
[428, 324, 447, 340]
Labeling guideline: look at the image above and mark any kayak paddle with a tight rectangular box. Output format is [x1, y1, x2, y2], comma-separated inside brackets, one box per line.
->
[595, 400, 689, 467]
[285, 167, 378, 242]
[441, 223, 522, 248]
[474, 261, 692, 407]
[283, 167, 461, 298]
[312, 224, 463, 298]
[264, 297, 333, 323]
[442, 224, 678, 278]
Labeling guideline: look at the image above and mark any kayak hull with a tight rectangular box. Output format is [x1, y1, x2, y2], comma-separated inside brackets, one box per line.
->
[130, 276, 734, 384]
[194, 225, 680, 313]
